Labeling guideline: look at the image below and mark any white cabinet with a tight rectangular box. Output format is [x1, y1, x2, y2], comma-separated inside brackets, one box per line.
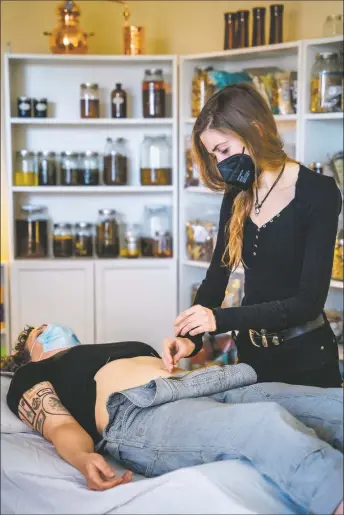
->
[10, 260, 94, 346]
[95, 260, 177, 354]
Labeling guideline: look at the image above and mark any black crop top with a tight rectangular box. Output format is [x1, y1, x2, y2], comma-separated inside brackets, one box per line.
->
[188, 165, 342, 355]
[7, 341, 160, 444]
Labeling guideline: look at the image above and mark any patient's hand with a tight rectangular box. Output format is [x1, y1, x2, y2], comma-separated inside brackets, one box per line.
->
[78, 452, 132, 491]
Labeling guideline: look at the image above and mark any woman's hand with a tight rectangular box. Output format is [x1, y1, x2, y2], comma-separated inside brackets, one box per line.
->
[162, 337, 195, 372]
[78, 452, 132, 491]
[174, 305, 217, 337]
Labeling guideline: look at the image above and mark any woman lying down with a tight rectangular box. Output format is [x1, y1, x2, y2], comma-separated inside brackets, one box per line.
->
[2, 324, 343, 515]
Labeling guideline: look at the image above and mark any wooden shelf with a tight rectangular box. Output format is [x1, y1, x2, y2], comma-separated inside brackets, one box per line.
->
[11, 117, 174, 126]
[12, 186, 174, 194]
[305, 113, 343, 121]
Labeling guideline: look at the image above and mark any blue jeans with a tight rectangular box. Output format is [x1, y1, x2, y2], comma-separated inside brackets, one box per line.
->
[99, 364, 343, 515]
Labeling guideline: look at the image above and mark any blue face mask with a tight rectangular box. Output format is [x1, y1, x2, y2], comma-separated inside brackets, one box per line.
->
[34, 324, 81, 356]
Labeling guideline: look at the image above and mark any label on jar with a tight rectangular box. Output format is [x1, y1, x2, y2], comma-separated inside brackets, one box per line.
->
[320, 72, 342, 110]
[19, 101, 31, 112]
[112, 96, 124, 106]
[35, 102, 47, 112]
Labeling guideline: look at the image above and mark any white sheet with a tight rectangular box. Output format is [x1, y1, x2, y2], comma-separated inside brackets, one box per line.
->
[1, 432, 301, 514]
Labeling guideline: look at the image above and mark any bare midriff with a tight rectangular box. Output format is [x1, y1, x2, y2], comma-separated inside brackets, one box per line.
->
[94, 356, 185, 434]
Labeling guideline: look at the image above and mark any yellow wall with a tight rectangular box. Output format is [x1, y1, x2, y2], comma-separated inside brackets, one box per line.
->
[1, 0, 343, 260]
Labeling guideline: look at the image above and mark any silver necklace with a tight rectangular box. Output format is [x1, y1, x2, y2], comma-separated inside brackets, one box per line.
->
[254, 163, 286, 216]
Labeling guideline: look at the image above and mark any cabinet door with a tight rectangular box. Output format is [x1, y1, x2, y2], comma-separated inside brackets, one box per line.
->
[10, 261, 94, 346]
[95, 260, 177, 354]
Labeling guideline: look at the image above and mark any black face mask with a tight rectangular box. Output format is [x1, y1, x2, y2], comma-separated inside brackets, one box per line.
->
[217, 147, 255, 191]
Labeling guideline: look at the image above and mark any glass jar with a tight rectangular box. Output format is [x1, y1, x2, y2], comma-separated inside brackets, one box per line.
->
[80, 83, 100, 119]
[140, 135, 172, 186]
[14, 150, 38, 186]
[15, 204, 49, 258]
[323, 14, 344, 37]
[74, 222, 94, 257]
[96, 209, 119, 258]
[38, 151, 57, 186]
[191, 67, 214, 118]
[79, 151, 100, 186]
[185, 136, 199, 187]
[124, 224, 141, 258]
[17, 97, 32, 118]
[103, 137, 129, 186]
[142, 69, 166, 118]
[224, 12, 237, 50]
[53, 223, 73, 258]
[186, 219, 218, 262]
[310, 52, 342, 113]
[332, 228, 344, 281]
[60, 151, 80, 186]
[141, 205, 172, 258]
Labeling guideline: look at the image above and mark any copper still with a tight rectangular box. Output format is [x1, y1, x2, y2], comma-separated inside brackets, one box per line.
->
[110, 1, 145, 55]
[44, 1, 94, 54]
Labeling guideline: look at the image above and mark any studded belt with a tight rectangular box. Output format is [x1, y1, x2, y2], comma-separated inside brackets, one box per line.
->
[248, 314, 325, 348]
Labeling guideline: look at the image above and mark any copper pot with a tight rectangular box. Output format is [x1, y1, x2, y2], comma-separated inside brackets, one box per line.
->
[44, 1, 94, 54]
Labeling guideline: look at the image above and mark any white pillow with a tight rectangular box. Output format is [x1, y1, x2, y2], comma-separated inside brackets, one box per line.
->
[1, 375, 34, 434]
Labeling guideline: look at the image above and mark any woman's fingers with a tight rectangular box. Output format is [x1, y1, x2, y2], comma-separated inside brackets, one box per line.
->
[162, 338, 176, 371]
[174, 306, 198, 326]
[177, 315, 204, 336]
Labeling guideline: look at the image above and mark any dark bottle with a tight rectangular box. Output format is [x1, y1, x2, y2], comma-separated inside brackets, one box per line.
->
[236, 10, 250, 48]
[224, 12, 237, 50]
[269, 4, 284, 44]
[111, 83, 127, 118]
[33, 98, 48, 118]
[17, 97, 32, 118]
[38, 151, 57, 186]
[252, 7, 266, 47]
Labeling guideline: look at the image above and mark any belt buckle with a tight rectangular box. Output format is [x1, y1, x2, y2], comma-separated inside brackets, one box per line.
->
[249, 329, 261, 347]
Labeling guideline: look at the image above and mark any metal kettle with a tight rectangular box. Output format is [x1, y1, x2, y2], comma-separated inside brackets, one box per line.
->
[44, 1, 94, 54]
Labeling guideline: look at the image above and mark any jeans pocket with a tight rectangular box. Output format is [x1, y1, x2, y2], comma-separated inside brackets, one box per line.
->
[148, 450, 204, 478]
[118, 444, 154, 477]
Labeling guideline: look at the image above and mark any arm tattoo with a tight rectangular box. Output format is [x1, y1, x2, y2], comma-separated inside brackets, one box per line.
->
[18, 382, 72, 436]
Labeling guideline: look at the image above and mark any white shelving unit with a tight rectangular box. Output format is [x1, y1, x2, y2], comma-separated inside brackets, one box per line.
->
[179, 37, 343, 313]
[4, 53, 178, 353]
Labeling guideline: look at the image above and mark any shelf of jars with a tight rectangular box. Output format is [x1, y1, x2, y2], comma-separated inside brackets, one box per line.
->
[11, 118, 174, 126]
[12, 186, 174, 194]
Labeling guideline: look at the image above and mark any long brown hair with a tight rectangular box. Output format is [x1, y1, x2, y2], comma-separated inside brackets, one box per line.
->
[192, 82, 287, 269]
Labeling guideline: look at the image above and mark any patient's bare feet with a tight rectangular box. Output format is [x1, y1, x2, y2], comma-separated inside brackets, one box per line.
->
[334, 500, 343, 515]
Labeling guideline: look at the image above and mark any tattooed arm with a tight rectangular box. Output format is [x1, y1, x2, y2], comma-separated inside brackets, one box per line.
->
[18, 382, 131, 490]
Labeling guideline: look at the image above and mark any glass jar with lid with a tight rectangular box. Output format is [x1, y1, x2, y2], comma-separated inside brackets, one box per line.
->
[141, 205, 172, 258]
[53, 223, 73, 258]
[38, 151, 57, 186]
[191, 67, 214, 118]
[124, 224, 142, 258]
[15, 204, 49, 258]
[74, 222, 94, 257]
[60, 152, 80, 186]
[103, 137, 129, 186]
[80, 83, 100, 118]
[142, 69, 166, 118]
[310, 52, 342, 113]
[79, 151, 100, 186]
[186, 218, 218, 262]
[140, 135, 172, 186]
[14, 150, 38, 186]
[96, 209, 119, 258]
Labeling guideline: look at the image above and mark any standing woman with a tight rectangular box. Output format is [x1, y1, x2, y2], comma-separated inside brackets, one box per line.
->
[163, 83, 342, 388]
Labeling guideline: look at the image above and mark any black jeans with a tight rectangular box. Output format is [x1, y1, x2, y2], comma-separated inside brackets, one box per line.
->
[236, 322, 342, 388]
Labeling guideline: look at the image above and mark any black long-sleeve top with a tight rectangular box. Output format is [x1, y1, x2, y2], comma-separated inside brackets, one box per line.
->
[189, 165, 342, 355]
